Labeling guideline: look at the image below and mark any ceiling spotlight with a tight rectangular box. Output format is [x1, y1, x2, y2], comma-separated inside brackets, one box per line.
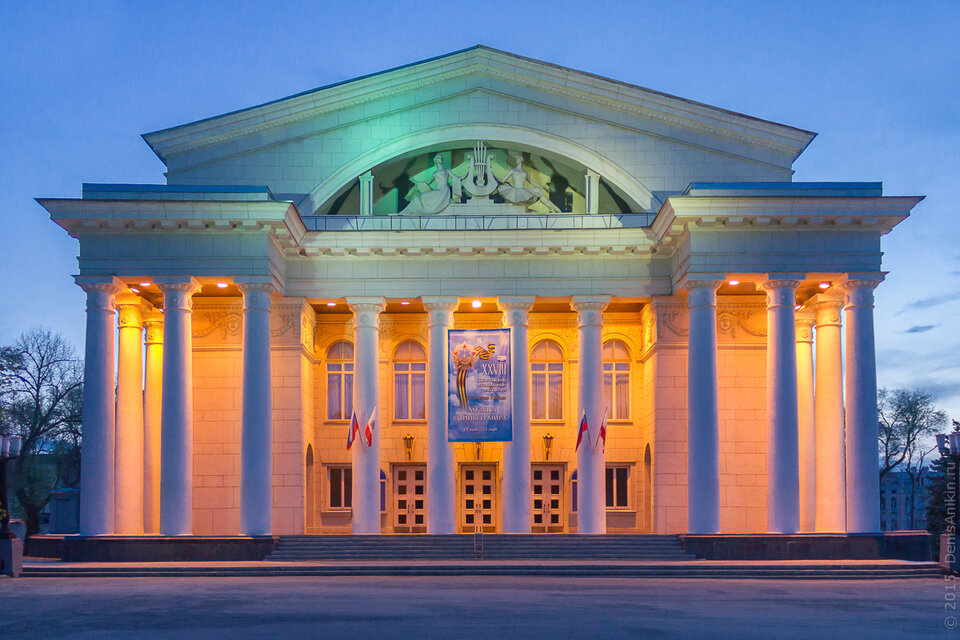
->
[471, 299, 482, 308]
[327, 302, 336, 307]
[818, 282, 830, 289]
[129, 287, 140, 293]
[400, 300, 410, 306]
[728, 279, 740, 286]
[217, 282, 228, 289]
[795, 304, 802, 311]
[140, 281, 150, 287]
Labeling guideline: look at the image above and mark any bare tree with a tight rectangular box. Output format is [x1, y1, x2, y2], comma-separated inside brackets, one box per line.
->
[0, 328, 83, 538]
[878, 388, 947, 481]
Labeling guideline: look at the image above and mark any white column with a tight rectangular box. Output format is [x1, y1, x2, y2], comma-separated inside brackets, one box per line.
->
[157, 277, 201, 536]
[572, 295, 610, 534]
[685, 280, 722, 534]
[500, 296, 536, 533]
[347, 297, 385, 534]
[584, 170, 600, 214]
[795, 311, 816, 533]
[115, 292, 145, 535]
[422, 296, 458, 534]
[761, 275, 802, 534]
[239, 281, 275, 536]
[843, 275, 884, 533]
[143, 310, 163, 534]
[359, 171, 374, 216]
[811, 293, 846, 532]
[76, 276, 122, 535]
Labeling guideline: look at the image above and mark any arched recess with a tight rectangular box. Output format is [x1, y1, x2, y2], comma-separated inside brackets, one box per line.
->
[305, 444, 315, 531]
[298, 124, 658, 215]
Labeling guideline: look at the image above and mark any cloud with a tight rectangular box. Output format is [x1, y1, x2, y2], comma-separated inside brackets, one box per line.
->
[896, 291, 960, 315]
[902, 324, 938, 334]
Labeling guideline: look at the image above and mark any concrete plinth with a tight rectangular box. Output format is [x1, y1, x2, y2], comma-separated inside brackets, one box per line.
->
[29, 535, 278, 562]
[0, 535, 23, 577]
[680, 532, 932, 561]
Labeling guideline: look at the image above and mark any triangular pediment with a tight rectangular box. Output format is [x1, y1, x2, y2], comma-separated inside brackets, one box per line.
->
[143, 46, 815, 171]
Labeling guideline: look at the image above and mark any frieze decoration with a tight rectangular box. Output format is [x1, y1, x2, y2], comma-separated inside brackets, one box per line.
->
[656, 309, 689, 338]
[716, 309, 766, 339]
[271, 306, 301, 339]
[193, 309, 242, 339]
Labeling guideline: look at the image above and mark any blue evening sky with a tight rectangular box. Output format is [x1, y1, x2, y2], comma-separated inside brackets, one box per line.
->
[1, 1, 958, 418]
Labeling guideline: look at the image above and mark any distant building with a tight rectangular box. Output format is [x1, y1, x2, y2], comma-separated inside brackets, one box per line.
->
[880, 469, 938, 531]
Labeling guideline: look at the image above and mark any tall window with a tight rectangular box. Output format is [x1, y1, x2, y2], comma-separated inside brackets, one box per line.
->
[326, 341, 354, 420]
[328, 466, 352, 509]
[605, 465, 629, 508]
[531, 339, 563, 421]
[602, 340, 631, 420]
[394, 340, 426, 420]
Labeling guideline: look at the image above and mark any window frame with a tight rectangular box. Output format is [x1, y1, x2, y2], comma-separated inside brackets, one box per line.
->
[326, 465, 352, 511]
[530, 339, 564, 423]
[325, 340, 354, 423]
[602, 339, 632, 423]
[605, 463, 632, 510]
[392, 340, 427, 422]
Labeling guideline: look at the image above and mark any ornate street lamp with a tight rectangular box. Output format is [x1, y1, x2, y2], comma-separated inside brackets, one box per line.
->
[402, 434, 415, 461]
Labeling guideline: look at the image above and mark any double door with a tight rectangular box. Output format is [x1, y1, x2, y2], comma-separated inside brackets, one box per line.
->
[460, 464, 496, 533]
[393, 464, 426, 533]
[532, 464, 564, 532]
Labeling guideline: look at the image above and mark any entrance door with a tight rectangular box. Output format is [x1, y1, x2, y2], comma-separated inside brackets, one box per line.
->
[393, 465, 426, 533]
[532, 464, 564, 532]
[460, 464, 496, 533]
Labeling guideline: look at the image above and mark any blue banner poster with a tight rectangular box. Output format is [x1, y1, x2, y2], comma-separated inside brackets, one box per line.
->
[447, 328, 512, 442]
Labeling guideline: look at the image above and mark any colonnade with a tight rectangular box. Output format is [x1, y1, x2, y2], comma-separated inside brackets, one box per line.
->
[75, 272, 883, 536]
[75, 276, 275, 536]
[685, 273, 883, 534]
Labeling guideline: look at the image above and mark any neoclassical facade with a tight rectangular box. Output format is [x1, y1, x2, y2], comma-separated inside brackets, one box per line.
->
[41, 47, 920, 538]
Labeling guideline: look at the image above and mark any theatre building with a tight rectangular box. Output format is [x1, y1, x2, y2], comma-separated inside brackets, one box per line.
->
[40, 47, 921, 540]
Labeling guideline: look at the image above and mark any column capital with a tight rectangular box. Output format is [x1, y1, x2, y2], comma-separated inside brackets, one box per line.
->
[423, 296, 458, 328]
[571, 295, 610, 329]
[809, 293, 844, 328]
[684, 280, 722, 308]
[75, 276, 124, 311]
[795, 310, 815, 343]
[144, 310, 165, 345]
[840, 274, 884, 309]
[347, 297, 386, 329]
[156, 277, 202, 312]
[499, 296, 535, 328]
[760, 276, 802, 309]
[116, 292, 147, 329]
[238, 282, 275, 312]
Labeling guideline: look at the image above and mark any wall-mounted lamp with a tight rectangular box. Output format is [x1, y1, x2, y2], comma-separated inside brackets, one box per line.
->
[402, 434, 414, 461]
[475, 442, 483, 461]
[543, 433, 554, 461]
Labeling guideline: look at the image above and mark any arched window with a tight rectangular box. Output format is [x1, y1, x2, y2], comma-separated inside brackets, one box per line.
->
[394, 340, 426, 420]
[602, 340, 631, 420]
[531, 339, 563, 421]
[326, 341, 354, 420]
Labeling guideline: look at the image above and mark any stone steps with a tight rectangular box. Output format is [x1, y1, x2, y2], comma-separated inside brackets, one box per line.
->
[266, 534, 694, 561]
[21, 562, 943, 580]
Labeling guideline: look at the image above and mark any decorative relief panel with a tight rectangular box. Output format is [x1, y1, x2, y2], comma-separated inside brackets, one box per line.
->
[192, 301, 243, 342]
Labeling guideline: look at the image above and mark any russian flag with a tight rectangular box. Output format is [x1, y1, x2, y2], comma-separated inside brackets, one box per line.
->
[575, 410, 589, 452]
[346, 411, 360, 450]
[363, 406, 376, 447]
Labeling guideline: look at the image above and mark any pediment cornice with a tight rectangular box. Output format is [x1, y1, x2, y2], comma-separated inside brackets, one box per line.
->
[143, 47, 815, 165]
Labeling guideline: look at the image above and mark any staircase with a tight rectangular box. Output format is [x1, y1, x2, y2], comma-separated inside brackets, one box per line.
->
[266, 534, 693, 561]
